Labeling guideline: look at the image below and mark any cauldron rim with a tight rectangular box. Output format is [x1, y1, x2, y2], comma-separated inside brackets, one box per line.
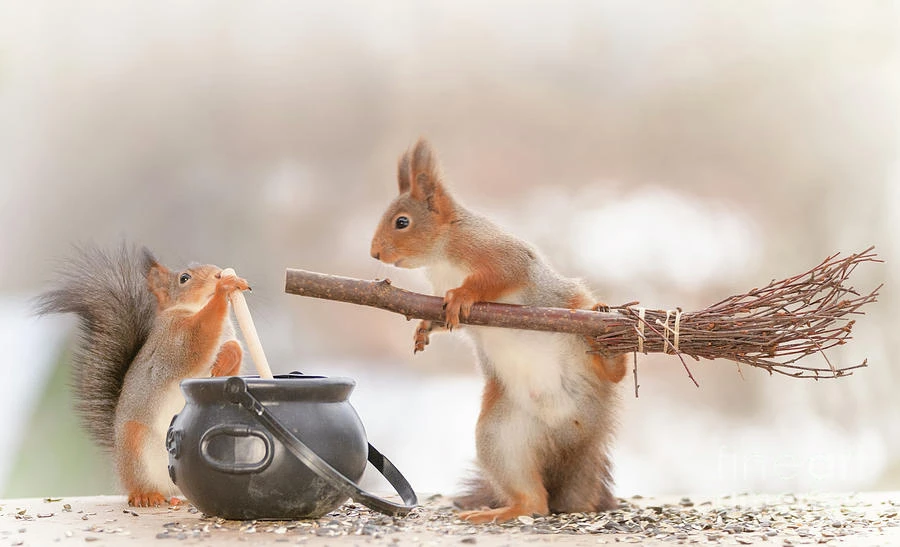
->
[180, 374, 357, 404]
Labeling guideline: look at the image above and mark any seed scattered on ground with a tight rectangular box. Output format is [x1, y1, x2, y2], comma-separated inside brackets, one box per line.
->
[137, 493, 899, 544]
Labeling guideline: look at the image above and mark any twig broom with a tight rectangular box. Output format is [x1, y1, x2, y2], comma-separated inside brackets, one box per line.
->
[284, 247, 881, 390]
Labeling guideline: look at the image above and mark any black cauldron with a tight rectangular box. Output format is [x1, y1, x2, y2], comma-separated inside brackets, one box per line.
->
[166, 373, 416, 520]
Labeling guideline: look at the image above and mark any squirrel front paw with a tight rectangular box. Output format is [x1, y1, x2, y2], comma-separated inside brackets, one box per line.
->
[414, 320, 432, 354]
[444, 287, 476, 330]
[217, 273, 250, 294]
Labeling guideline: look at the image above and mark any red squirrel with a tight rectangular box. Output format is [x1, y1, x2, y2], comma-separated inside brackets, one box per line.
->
[37, 245, 249, 507]
[371, 140, 628, 523]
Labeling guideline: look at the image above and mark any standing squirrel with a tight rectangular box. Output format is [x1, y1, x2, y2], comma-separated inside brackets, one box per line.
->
[37, 245, 250, 507]
[370, 140, 629, 523]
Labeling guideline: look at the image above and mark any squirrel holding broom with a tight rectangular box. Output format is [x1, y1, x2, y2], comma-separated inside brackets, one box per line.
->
[371, 139, 629, 523]
[37, 245, 250, 507]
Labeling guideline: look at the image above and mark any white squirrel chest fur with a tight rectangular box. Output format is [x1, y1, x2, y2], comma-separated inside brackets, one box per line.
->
[147, 381, 185, 494]
[425, 261, 581, 425]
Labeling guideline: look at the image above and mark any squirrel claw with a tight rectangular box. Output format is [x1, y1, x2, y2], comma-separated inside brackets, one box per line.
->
[413, 321, 431, 354]
[128, 491, 167, 508]
[443, 288, 475, 331]
[218, 275, 250, 293]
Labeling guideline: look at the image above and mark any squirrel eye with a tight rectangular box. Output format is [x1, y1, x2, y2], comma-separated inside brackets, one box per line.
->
[394, 216, 410, 230]
[179, 273, 191, 284]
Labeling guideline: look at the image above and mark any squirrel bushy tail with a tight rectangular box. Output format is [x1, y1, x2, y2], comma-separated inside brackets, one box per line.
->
[36, 244, 157, 449]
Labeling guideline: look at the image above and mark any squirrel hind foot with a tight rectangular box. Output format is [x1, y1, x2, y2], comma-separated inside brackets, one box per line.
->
[128, 491, 167, 508]
[459, 503, 547, 524]
[459, 489, 549, 523]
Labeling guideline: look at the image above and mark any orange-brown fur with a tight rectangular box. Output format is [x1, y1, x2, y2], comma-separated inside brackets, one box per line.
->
[115, 262, 249, 506]
[461, 377, 550, 524]
[460, 481, 549, 524]
[122, 420, 165, 507]
[567, 295, 629, 384]
[211, 339, 244, 377]
[479, 377, 504, 417]
[371, 139, 627, 523]
[37, 245, 250, 508]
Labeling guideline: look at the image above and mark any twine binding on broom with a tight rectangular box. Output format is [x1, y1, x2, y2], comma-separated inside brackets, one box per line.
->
[636, 307, 646, 354]
[656, 309, 683, 354]
[591, 246, 882, 385]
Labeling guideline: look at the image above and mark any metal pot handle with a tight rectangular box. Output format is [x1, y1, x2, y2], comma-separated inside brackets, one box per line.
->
[223, 376, 418, 517]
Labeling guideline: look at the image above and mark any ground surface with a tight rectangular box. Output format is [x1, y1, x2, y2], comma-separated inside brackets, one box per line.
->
[1, 492, 899, 546]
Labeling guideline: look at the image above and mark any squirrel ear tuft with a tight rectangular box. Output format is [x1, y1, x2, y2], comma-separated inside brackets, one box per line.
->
[140, 247, 159, 273]
[141, 247, 170, 285]
[144, 255, 173, 308]
[397, 150, 412, 194]
[408, 138, 443, 208]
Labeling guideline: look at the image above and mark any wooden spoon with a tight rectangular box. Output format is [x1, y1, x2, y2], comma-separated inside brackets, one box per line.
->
[221, 267, 274, 379]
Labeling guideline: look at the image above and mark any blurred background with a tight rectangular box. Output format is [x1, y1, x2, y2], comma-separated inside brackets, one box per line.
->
[0, 1, 897, 500]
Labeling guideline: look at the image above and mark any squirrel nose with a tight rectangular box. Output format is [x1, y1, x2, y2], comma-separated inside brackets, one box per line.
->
[371, 250, 380, 260]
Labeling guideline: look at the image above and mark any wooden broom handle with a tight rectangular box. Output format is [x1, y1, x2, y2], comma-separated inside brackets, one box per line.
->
[221, 268, 274, 379]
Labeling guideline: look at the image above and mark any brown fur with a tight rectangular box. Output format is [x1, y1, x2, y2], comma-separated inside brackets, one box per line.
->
[121, 420, 165, 507]
[452, 474, 502, 512]
[113, 262, 248, 506]
[442, 236, 530, 329]
[37, 245, 249, 507]
[567, 295, 629, 384]
[371, 140, 627, 523]
[211, 339, 244, 377]
[593, 353, 629, 384]
[480, 377, 504, 416]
